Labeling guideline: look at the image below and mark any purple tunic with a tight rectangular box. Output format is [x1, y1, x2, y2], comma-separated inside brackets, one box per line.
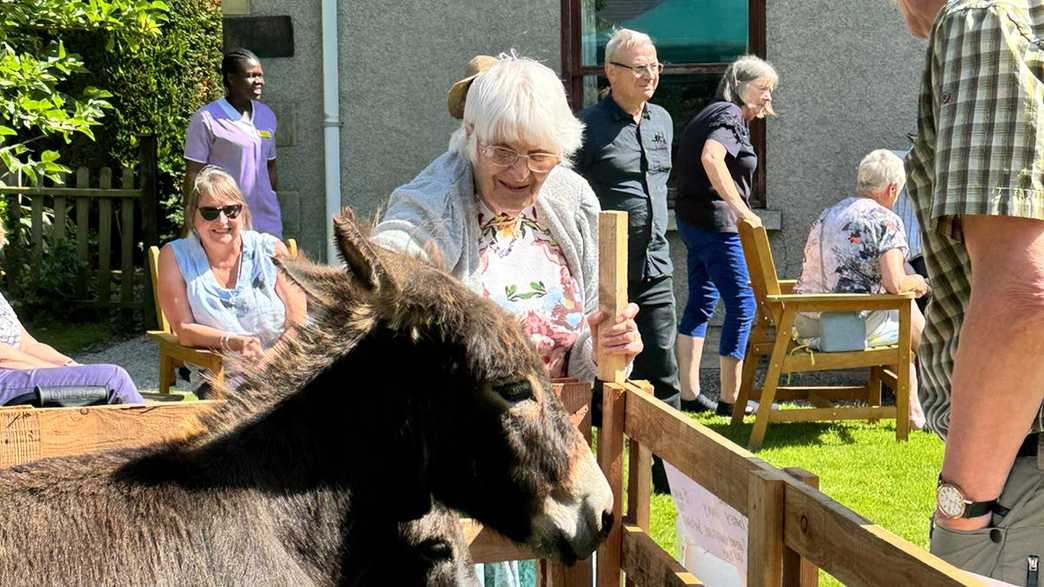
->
[185, 98, 282, 238]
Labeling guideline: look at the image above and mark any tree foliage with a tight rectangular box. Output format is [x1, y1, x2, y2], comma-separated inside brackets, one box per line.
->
[0, 0, 168, 185]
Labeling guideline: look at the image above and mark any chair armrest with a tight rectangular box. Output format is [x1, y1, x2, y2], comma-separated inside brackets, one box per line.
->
[778, 279, 797, 294]
[766, 292, 913, 313]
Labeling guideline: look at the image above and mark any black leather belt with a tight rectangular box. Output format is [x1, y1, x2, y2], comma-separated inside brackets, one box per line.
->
[1017, 432, 1040, 458]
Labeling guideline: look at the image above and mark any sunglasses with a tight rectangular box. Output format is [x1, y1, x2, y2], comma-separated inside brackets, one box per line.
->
[198, 204, 243, 221]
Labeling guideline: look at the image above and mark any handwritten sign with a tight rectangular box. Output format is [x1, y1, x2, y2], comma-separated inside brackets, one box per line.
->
[665, 463, 748, 586]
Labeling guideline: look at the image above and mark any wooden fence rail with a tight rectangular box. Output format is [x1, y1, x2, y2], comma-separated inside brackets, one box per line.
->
[0, 137, 159, 317]
[602, 383, 988, 587]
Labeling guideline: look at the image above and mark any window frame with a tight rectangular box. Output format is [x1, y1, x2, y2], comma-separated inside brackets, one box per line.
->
[560, 0, 768, 207]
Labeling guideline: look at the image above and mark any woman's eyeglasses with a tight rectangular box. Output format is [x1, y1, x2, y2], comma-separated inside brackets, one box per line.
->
[198, 204, 243, 221]
[479, 144, 560, 174]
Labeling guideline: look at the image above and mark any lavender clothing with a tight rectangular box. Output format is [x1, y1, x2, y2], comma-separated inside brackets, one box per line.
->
[0, 365, 144, 406]
[185, 98, 281, 237]
[0, 291, 142, 405]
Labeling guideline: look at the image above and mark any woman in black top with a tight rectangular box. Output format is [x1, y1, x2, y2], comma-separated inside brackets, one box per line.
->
[675, 55, 778, 417]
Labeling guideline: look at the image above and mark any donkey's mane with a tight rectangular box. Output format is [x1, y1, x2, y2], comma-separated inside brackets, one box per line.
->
[191, 217, 528, 441]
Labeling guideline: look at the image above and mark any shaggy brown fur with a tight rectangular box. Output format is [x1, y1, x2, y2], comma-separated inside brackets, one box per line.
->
[0, 209, 606, 586]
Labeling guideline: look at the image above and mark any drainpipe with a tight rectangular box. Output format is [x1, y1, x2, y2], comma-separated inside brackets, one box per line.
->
[321, 0, 341, 264]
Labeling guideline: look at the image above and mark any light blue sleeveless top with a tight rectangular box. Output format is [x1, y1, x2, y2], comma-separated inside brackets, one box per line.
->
[169, 230, 286, 349]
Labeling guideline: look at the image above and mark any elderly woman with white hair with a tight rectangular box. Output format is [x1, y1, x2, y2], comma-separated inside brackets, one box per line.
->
[793, 149, 930, 429]
[373, 50, 642, 587]
[675, 55, 777, 417]
[373, 53, 642, 384]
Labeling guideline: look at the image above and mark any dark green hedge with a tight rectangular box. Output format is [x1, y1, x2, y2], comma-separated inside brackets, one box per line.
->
[64, 0, 222, 239]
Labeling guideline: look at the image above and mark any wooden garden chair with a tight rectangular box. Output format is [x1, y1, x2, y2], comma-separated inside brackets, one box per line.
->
[146, 239, 298, 396]
[732, 219, 915, 451]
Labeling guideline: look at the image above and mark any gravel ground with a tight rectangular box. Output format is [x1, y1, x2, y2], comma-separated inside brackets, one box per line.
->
[71, 335, 198, 394]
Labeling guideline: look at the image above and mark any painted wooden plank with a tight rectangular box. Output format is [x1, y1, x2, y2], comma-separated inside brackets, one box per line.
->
[75, 167, 90, 299]
[97, 167, 113, 304]
[597, 211, 628, 383]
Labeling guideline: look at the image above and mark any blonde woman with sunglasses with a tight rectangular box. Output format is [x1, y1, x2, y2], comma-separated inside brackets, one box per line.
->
[158, 166, 305, 376]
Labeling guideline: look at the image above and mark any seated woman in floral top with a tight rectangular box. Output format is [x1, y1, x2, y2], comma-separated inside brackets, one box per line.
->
[0, 225, 143, 406]
[794, 149, 930, 429]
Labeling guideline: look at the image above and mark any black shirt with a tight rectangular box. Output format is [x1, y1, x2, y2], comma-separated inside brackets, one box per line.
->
[575, 95, 673, 282]
[676, 101, 757, 233]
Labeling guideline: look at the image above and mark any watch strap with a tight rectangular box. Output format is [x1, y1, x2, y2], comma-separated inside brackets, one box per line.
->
[964, 499, 1009, 519]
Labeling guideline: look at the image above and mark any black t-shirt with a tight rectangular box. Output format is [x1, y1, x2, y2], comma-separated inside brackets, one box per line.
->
[675, 101, 757, 233]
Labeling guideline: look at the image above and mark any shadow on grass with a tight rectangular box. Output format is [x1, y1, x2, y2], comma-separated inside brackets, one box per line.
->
[695, 416, 885, 451]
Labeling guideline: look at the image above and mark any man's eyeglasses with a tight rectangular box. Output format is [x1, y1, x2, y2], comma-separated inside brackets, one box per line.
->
[480, 144, 560, 174]
[609, 61, 664, 77]
[198, 204, 243, 221]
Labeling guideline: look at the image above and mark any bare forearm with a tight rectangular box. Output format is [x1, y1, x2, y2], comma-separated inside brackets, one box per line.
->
[0, 345, 58, 369]
[21, 340, 71, 365]
[705, 158, 753, 219]
[943, 299, 1044, 500]
[172, 322, 240, 350]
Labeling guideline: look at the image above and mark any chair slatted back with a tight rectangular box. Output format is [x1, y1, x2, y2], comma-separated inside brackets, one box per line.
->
[738, 220, 784, 327]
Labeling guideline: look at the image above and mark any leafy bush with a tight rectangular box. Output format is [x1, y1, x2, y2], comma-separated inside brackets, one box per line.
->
[0, 0, 168, 185]
[62, 0, 222, 240]
[2, 213, 90, 320]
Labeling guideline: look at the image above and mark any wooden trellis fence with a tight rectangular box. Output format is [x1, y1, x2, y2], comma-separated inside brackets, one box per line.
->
[0, 137, 159, 318]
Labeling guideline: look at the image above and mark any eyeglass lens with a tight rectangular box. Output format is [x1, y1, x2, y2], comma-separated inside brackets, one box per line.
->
[483, 146, 558, 173]
[199, 205, 242, 221]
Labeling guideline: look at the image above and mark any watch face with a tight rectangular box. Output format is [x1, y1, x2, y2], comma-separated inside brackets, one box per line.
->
[937, 484, 965, 518]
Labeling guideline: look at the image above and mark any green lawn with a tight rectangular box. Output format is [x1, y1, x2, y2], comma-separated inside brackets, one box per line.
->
[23, 315, 117, 355]
[647, 413, 944, 585]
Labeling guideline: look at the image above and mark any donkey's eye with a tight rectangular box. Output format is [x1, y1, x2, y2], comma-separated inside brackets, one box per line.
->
[493, 378, 533, 403]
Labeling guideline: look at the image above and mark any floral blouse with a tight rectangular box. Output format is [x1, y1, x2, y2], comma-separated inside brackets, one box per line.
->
[475, 201, 585, 377]
[795, 196, 909, 295]
[0, 291, 22, 348]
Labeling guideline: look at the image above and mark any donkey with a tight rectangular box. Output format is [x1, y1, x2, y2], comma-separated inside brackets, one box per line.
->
[0, 210, 613, 586]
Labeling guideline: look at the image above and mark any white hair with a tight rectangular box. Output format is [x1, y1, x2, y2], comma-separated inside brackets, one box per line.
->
[716, 55, 778, 116]
[856, 149, 906, 195]
[604, 28, 655, 63]
[448, 53, 584, 167]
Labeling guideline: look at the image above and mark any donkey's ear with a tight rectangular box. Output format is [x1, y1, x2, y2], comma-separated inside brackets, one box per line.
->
[273, 255, 346, 306]
[334, 209, 399, 294]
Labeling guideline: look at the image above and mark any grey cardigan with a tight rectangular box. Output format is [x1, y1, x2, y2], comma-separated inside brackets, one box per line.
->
[372, 151, 603, 382]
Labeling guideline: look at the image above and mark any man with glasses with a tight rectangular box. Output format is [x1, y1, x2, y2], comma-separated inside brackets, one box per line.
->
[575, 28, 680, 493]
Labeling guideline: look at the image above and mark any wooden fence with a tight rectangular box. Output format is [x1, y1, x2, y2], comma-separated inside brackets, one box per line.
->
[0, 137, 159, 316]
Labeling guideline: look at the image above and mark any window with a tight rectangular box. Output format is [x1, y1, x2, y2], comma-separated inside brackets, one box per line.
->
[562, 0, 768, 207]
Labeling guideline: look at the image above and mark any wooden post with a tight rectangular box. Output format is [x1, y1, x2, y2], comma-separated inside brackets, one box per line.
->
[626, 381, 653, 530]
[75, 167, 90, 300]
[782, 467, 820, 587]
[748, 469, 786, 587]
[97, 167, 113, 307]
[596, 210, 628, 585]
[598, 211, 628, 384]
[597, 382, 625, 587]
[140, 136, 160, 329]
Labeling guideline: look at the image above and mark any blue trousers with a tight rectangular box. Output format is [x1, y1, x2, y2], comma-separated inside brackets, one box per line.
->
[677, 219, 755, 360]
[0, 364, 144, 405]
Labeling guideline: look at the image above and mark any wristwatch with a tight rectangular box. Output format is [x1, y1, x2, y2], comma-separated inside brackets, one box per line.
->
[936, 478, 1004, 519]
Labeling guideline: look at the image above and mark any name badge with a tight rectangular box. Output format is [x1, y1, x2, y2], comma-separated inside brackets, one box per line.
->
[258, 129, 273, 139]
